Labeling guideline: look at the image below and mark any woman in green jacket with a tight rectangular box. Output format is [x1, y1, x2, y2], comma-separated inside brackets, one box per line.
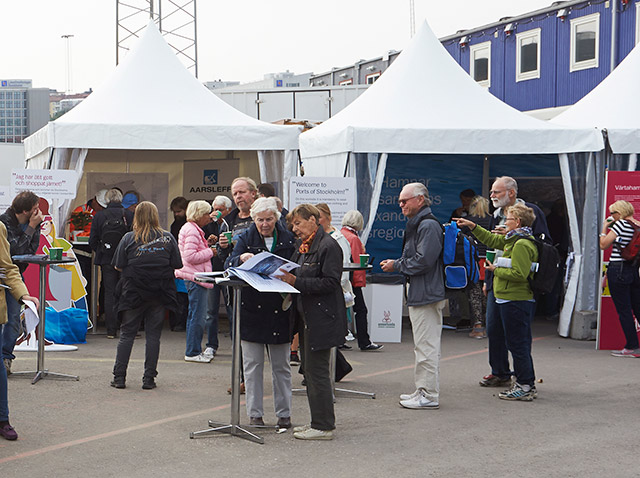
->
[455, 203, 539, 401]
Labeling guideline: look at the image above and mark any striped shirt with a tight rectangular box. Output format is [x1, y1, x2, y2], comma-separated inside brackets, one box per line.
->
[610, 219, 636, 262]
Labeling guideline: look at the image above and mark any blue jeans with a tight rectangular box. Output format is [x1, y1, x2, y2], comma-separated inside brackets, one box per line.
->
[0, 323, 8, 421]
[485, 290, 512, 379]
[206, 284, 233, 351]
[1, 291, 22, 361]
[607, 261, 640, 350]
[496, 300, 536, 387]
[185, 281, 209, 357]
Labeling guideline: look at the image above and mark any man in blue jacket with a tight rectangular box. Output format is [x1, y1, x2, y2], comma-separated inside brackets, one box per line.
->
[381, 182, 446, 410]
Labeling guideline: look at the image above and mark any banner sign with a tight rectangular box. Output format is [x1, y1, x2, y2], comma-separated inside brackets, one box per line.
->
[11, 169, 78, 199]
[289, 176, 356, 228]
[0, 186, 12, 212]
[183, 159, 239, 201]
[597, 170, 640, 349]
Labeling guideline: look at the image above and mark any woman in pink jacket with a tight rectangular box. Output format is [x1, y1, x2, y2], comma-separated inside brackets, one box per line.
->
[176, 200, 215, 363]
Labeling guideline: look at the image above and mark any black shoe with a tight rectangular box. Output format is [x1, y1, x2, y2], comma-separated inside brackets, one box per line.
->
[361, 343, 384, 351]
[338, 344, 352, 350]
[277, 417, 292, 429]
[142, 379, 156, 390]
[249, 417, 265, 426]
[110, 378, 126, 389]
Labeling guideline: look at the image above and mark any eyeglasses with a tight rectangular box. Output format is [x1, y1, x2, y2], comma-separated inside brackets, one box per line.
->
[398, 196, 417, 206]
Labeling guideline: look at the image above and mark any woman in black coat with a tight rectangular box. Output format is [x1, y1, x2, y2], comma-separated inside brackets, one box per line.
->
[278, 204, 347, 440]
[227, 198, 295, 429]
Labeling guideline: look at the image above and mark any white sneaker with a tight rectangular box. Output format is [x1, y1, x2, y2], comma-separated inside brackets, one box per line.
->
[399, 389, 420, 401]
[293, 427, 334, 440]
[203, 347, 216, 359]
[184, 353, 212, 363]
[399, 391, 439, 410]
[345, 331, 355, 341]
[293, 424, 311, 433]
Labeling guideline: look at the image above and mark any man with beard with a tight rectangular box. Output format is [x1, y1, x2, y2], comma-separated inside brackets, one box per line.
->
[478, 176, 550, 389]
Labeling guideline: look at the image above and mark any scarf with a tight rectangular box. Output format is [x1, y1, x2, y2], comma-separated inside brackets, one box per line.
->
[505, 226, 533, 240]
[298, 229, 317, 254]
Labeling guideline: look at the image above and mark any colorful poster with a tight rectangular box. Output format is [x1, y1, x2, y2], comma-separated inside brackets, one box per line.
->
[597, 171, 640, 349]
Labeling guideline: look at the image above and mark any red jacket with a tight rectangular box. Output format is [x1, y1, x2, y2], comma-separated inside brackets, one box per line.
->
[341, 226, 366, 288]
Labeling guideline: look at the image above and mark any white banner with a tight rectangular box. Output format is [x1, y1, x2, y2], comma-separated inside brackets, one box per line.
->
[11, 169, 78, 200]
[0, 186, 12, 212]
[289, 176, 356, 227]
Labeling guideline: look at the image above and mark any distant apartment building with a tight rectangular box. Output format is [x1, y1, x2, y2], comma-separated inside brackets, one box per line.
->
[49, 90, 92, 119]
[0, 79, 49, 143]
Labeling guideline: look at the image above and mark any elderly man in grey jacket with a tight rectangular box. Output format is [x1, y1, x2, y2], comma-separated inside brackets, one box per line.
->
[381, 182, 446, 410]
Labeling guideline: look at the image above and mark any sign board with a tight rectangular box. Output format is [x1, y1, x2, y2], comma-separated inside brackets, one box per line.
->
[597, 170, 640, 349]
[183, 159, 239, 201]
[11, 169, 78, 200]
[289, 176, 356, 228]
[0, 186, 12, 212]
[363, 284, 403, 343]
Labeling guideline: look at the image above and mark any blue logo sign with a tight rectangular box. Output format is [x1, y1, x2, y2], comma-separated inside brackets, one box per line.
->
[1, 81, 7, 87]
[276, 79, 283, 87]
[203, 170, 218, 185]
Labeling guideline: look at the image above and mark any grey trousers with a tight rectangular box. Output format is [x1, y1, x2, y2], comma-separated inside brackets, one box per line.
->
[300, 328, 335, 431]
[241, 340, 291, 419]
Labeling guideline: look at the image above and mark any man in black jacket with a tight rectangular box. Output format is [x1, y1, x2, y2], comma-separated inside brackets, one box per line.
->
[0, 191, 42, 374]
[89, 189, 134, 338]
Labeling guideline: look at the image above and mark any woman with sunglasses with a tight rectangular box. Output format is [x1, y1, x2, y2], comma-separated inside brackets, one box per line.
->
[600, 200, 640, 357]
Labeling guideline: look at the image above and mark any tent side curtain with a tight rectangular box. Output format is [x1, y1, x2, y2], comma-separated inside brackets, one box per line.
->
[258, 150, 298, 209]
[352, 153, 387, 245]
[25, 147, 51, 170]
[558, 152, 605, 337]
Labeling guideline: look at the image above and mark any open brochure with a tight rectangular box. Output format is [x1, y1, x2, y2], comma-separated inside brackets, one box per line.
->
[196, 252, 300, 293]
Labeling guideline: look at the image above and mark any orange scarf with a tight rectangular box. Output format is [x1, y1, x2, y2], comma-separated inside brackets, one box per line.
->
[298, 229, 317, 254]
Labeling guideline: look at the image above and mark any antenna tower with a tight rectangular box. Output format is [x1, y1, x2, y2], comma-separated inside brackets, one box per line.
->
[116, 0, 199, 77]
[409, 0, 416, 37]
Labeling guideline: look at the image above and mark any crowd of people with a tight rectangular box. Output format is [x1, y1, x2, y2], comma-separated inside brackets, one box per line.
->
[1, 173, 637, 442]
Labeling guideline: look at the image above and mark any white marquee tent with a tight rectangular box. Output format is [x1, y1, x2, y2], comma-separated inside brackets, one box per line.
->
[298, 21, 604, 337]
[24, 21, 301, 228]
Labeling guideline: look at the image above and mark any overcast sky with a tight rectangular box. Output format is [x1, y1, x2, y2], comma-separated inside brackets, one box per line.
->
[2, 0, 553, 92]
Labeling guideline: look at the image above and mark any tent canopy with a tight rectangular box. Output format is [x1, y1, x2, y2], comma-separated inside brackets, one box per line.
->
[24, 22, 300, 159]
[299, 21, 603, 160]
[551, 44, 640, 154]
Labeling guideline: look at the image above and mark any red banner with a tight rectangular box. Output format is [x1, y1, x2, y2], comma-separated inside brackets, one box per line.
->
[597, 171, 640, 349]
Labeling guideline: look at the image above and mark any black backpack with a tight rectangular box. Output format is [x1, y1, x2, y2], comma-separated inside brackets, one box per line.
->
[100, 209, 129, 254]
[515, 235, 561, 295]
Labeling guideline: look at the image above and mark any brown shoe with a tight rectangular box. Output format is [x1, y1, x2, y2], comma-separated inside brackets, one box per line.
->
[227, 382, 246, 395]
[277, 417, 292, 429]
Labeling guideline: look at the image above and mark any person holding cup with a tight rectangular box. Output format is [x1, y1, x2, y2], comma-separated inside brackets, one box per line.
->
[341, 210, 383, 351]
[454, 203, 539, 401]
[599, 200, 640, 357]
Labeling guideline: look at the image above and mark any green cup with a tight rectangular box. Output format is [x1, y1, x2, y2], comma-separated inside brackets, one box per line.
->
[485, 250, 496, 264]
[49, 247, 63, 261]
[223, 232, 233, 243]
[359, 254, 370, 267]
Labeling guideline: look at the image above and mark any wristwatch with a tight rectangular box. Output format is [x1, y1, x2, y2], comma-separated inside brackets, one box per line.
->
[599, 233, 607, 237]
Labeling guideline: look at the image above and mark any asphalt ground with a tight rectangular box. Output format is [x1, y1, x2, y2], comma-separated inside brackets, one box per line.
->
[0, 318, 636, 477]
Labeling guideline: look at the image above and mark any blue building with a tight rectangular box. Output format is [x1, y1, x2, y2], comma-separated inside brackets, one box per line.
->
[308, 1, 640, 116]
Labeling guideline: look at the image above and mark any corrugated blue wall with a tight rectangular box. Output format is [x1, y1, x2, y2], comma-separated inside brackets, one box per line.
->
[443, 0, 638, 111]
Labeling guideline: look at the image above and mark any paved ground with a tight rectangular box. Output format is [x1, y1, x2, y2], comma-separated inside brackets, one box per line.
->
[0, 318, 636, 477]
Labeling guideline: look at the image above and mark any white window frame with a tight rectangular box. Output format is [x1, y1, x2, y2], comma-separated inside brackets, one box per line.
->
[339, 78, 353, 86]
[365, 72, 381, 84]
[516, 28, 541, 82]
[470, 41, 491, 87]
[570, 13, 600, 72]
[636, 3, 640, 45]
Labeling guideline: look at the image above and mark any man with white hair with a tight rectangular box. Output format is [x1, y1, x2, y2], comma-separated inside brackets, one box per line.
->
[380, 182, 446, 410]
[201, 195, 234, 359]
[479, 176, 550, 388]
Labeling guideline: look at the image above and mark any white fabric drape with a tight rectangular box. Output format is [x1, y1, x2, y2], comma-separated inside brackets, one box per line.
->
[258, 149, 298, 209]
[362, 153, 388, 246]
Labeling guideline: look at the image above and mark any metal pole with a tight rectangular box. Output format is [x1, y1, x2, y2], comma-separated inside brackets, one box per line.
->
[610, 0, 618, 72]
[193, 0, 198, 78]
[230, 286, 242, 427]
[36, 264, 47, 376]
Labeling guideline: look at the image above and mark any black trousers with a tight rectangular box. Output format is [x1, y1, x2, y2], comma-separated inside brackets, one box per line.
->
[113, 303, 165, 381]
[353, 287, 372, 349]
[300, 327, 335, 431]
[101, 264, 121, 336]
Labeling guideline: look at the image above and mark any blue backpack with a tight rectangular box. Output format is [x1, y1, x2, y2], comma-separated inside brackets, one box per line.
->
[424, 216, 479, 289]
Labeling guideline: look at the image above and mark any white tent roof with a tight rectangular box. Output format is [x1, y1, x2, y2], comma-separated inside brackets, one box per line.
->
[24, 22, 300, 159]
[551, 44, 640, 154]
[299, 21, 603, 159]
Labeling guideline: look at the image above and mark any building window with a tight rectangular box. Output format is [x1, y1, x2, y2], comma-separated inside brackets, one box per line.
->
[570, 13, 599, 72]
[365, 72, 381, 84]
[516, 28, 541, 82]
[470, 41, 491, 87]
[339, 78, 353, 86]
